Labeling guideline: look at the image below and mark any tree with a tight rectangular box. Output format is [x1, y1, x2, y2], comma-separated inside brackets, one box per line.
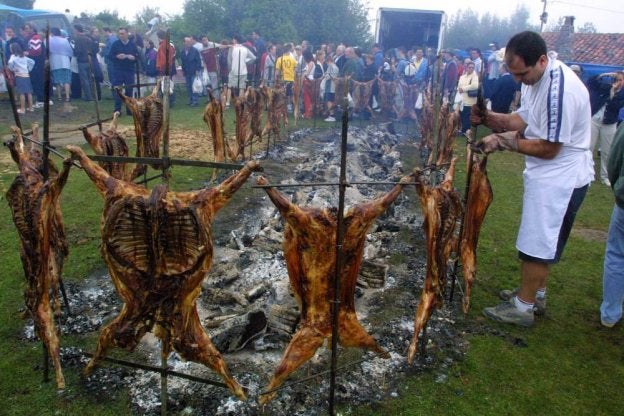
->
[1, 0, 34, 9]
[577, 22, 596, 34]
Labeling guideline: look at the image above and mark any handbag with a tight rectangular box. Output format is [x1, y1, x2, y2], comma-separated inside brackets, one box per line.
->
[467, 89, 478, 97]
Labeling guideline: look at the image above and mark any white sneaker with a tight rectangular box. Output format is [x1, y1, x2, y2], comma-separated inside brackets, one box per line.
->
[49, 100, 54, 105]
[34, 102, 44, 108]
[324, 116, 336, 122]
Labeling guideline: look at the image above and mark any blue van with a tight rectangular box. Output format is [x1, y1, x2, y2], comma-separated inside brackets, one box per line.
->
[0, 4, 71, 37]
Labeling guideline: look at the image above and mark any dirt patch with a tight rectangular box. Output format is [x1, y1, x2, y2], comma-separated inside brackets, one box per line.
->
[572, 227, 607, 243]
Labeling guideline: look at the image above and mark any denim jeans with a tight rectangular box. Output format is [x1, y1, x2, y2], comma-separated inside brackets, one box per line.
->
[112, 69, 135, 113]
[600, 204, 624, 325]
[78, 62, 94, 101]
[185, 74, 198, 105]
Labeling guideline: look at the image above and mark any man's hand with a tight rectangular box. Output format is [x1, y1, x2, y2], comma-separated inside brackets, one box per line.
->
[472, 131, 519, 154]
[470, 104, 488, 126]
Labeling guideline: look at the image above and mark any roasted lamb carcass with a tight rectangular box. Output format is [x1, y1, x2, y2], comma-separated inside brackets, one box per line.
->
[396, 81, 419, 121]
[460, 154, 493, 314]
[67, 145, 261, 400]
[377, 77, 397, 118]
[81, 112, 137, 181]
[245, 86, 266, 146]
[257, 173, 414, 404]
[116, 83, 163, 168]
[351, 79, 375, 117]
[233, 94, 250, 160]
[435, 108, 460, 167]
[407, 159, 463, 364]
[261, 85, 288, 139]
[203, 90, 229, 163]
[6, 126, 72, 389]
[419, 89, 434, 156]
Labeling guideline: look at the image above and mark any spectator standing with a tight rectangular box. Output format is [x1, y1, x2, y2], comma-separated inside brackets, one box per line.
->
[156, 30, 177, 106]
[143, 40, 158, 94]
[4, 26, 26, 61]
[180, 36, 202, 106]
[322, 54, 339, 121]
[228, 34, 255, 98]
[600, 123, 624, 328]
[261, 44, 277, 87]
[145, 14, 160, 46]
[485, 42, 502, 98]
[301, 49, 315, 119]
[473, 31, 593, 327]
[48, 27, 73, 102]
[7, 43, 34, 114]
[488, 63, 521, 114]
[412, 48, 428, 86]
[108, 27, 139, 114]
[73, 24, 95, 101]
[200, 36, 221, 92]
[470, 47, 483, 75]
[89, 27, 104, 100]
[102, 27, 118, 91]
[275, 43, 297, 111]
[440, 50, 458, 101]
[588, 71, 624, 186]
[456, 61, 478, 133]
[334, 44, 346, 76]
[218, 39, 230, 105]
[20, 23, 46, 107]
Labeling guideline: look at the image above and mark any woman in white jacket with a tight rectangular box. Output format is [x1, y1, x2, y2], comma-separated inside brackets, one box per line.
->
[457, 61, 479, 134]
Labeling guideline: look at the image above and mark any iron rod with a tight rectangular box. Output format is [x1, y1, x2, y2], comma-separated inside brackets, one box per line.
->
[80, 116, 115, 130]
[86, 154, 243, 170]
[87, 54, 103, 132]
[252, 181, 421, 189]
[260, 358, 366, 396]
[42, 26, 51, 181]
[161, 346, 168, 416]
[328, 88, 350, 416]
[43, 343, 50, 383]
[161, 30, 172, 185]
[80, 352, 228, 388]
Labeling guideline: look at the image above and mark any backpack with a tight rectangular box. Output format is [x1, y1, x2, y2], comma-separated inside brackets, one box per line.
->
[313, 62, 324, 79]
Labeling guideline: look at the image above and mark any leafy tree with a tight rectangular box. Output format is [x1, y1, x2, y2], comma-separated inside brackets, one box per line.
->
[577, 22, 597, 34]
[1, 0, 34, 9]
[92, 10, 128, 31]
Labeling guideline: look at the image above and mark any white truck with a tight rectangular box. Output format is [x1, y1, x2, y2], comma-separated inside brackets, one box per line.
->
[374, 8, 446, 52]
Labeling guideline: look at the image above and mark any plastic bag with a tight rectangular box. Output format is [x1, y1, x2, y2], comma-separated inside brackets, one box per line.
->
[160, 77, 175, 95]
[201, 69, 210, 89]
[414, 92, 423, 110]
[0, 72, 7, 93]
[192, 76, 203, 94]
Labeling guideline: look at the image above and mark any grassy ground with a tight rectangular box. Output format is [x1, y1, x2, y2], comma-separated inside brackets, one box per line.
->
[0, 91, 622, 415]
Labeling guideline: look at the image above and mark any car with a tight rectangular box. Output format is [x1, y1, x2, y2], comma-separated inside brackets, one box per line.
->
[0, 4, 72, 39]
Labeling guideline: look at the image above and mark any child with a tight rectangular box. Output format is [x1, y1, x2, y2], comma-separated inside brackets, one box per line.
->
[8, 43, 35, 114]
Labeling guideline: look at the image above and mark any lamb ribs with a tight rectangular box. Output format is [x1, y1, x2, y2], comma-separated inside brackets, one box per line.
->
[67, 145, 261, 400]
[257, 174, 414, 404]
[6, 125, 72, 389]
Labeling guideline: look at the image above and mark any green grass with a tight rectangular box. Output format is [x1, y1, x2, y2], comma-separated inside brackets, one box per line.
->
[1, 93, 622, 415]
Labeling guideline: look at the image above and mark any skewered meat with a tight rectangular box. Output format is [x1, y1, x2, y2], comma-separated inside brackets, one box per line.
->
[396, 81, 419, 121]
[257, 174, 414, 404]
[245, 86, 265, 146]
[351, 79, 375, 116]
[261, 85, 288, 139]
[67, 145, 261, 400]
[116, 83, 163, 167]
[203, 90, 231, 165]
[302, 78, 323, 118]
[81, 112, 139, 181]
[377, 77, 397, 118]
[6, 126, 71, 389]
[334, 77, 350, 105]
[460, 154, 493, 313]
[407, 159, 463, 364]
[435, 107, 460, 167]
[233, 95, 250, 160]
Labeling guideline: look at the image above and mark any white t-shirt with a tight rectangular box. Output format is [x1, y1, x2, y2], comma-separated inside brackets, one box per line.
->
[514, 58, 594, 259]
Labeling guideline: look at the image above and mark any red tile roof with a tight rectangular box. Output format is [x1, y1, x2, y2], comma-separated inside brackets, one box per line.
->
[542, 32, 624, 66]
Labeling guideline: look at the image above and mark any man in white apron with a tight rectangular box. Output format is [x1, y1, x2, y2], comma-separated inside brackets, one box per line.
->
[471, 31, 594, 326]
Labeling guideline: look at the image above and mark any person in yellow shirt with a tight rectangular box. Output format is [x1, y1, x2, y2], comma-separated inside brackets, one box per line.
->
[275, 42, 297, 111]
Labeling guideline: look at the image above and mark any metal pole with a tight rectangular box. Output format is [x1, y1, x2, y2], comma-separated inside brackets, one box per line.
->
[135, 59, 142, 98]
[87, 54, 103, 132]
[160, 345, 168, 416]
[328, 88, 350, 416]
[161, 30, 172, 185]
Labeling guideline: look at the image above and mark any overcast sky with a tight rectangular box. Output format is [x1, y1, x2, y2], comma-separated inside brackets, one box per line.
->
[35, 0, 624, 34]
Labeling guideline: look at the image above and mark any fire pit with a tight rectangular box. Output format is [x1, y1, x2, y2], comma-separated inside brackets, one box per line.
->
[23, 124, 469, 415]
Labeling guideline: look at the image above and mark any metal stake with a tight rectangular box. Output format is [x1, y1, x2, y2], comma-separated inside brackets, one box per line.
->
[328, 88, 350, 416]
[87, 54, 103, 132]
[161, 346, 168, 416]
[161, 30, 172, 185]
